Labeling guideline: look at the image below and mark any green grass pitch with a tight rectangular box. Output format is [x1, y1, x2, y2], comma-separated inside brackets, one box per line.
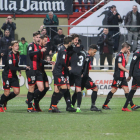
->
[0, 96, 140, 140]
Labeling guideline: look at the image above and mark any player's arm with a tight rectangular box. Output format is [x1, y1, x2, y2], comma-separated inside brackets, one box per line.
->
[82, 59, 89, 77]
[126, 51, 130, 64]
[61, 51, 69, 73]
[28, 44, 41, 57]
[129, 53, 140, 77]
[118, 56, 129, 73]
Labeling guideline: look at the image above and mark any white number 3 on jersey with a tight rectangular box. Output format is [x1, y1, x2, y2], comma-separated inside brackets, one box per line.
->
[77, 56, 84, 66]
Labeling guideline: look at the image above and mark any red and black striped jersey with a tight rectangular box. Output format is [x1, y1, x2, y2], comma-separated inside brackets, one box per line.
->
[82, 54, 92, 77]
[3, 51, 26, 78]
[26, 42, 41, 70]
[129, 49, 140, 77]
[53, 45, 68, 76]
[114, 52, 126, 78]
[38, 45, 49, 72]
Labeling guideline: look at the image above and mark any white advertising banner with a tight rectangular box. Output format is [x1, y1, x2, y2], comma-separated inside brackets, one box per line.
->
[88, 71, 140, 95]
[70, 1, 140, 35]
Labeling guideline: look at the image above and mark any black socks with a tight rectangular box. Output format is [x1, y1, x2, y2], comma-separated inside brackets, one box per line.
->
[77, 92, 82, 108]
[6, 92, 17, 102]
[104, 91, 113, 105]
[91, 91, 97, 106]
[123, 90, 136, 108]
[27, 92, 34, 108]
[0, 94, 8, 107]
[72, 92, 77, 106]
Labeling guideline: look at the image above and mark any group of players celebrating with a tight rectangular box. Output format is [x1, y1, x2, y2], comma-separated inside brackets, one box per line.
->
[0, 32, 140, 113]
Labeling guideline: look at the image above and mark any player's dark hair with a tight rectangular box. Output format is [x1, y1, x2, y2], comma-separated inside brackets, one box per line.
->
[33, 31, 40, 37]
[11, 40, 18, 46]
[5, 29, 10, 32]
[71, 34, 79, 40]
[122, 42, 131, 48]
[89, 44, 98, 51]
[40, 35, 48, 39]
[64, 35, 72, 44]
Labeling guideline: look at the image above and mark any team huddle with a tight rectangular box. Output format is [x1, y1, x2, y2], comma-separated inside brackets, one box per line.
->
[0, 32, 140, 113]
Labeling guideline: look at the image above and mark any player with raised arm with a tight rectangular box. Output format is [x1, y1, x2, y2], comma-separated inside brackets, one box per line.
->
[0, 41, 30, 112]
[102, 42, 135, 110]
[26, 32, 46, 112]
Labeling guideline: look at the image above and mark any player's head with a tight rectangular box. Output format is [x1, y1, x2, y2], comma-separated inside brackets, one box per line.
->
[11, 40, 19, 53]
[33, 31, 40, 44]
[76, 38, 82, 47]
[88, 44, 98, 57]
[71, 34, 79, 46]
[63, 35, 73, 47]
[40, 35, 48, 47]
[121, 42, 131, 54]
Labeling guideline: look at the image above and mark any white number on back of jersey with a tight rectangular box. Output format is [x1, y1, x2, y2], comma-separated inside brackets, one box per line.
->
[77, 56, 84, 66]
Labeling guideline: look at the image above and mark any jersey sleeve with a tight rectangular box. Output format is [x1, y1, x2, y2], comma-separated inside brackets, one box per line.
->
[129, 53, 140, 77]
[117, 55, 123, 64]
[8, 54, 26, 71]
[28, 44, 41, 57]
[82, 57, 90, 77]
[61, 51, 69, 74]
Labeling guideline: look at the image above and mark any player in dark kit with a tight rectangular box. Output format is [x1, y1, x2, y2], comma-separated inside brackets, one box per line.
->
[26, 32, 46, 112]
[33, 35, 51, 111]
[122, 49, 140, 111]
[102, 42, 136, 110]
[50, 36, 76, 113]
[71, 44, 101, 111]
[68, 34, 86, 113]
[0, 41, 30, 112]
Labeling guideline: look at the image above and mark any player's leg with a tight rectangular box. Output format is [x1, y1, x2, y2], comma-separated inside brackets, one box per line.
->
[27, 84, 35, 112]
[0, 90, 10, 112]
[65, 84, 76, 112]
[49, 85, 60, 112]
[3, 76, 20, 110]
[90, 87, 101, 111]
[122, 78, 140, 111]
[102, 87, 117, 110]
[26, 70, 36, 112]
[38, 73, 49, 101]
[122, 86, 137, 112]
[72, 90, 77, 107]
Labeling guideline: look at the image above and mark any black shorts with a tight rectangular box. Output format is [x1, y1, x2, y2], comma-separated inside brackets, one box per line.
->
[26, 69, 43, 85]
[132, 76, 140, 87]
[54, 75, 67, 86]
[69, 73, 82, 88]
[81, 76, 97, 90]
[2, 74, 19, 90]
[34, 71, 49, 90]
[111, 77, 128, 89]
[42, 71, 49, 83]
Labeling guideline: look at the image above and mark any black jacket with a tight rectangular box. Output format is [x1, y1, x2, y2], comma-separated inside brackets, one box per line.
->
[53, 34, 65, 49]
[125, 11, 140, 31]
[0, 36, 13, 51]
[97, 34, 114, 54]
[0, 29, 3, 38]
[129, 49, 140, 77]
[107, 11, 122, 31]
[1, 22, 16, 39]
